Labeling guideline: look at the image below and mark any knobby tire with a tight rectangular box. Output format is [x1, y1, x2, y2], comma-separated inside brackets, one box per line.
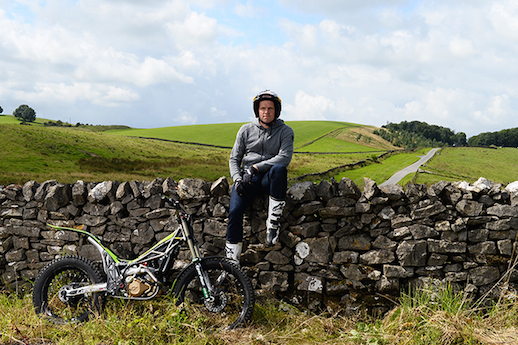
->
[32, 255, 105, 324]
[173, 257, 255, 330]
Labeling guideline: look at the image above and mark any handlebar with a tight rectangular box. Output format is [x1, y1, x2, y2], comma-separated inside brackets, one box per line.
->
[162, 195, 180, 208]
[162, 196, 190, 219]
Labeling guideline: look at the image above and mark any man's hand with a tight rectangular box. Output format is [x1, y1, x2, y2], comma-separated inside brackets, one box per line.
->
[242, 166, 258, 185]
[235, 180, 246, 197]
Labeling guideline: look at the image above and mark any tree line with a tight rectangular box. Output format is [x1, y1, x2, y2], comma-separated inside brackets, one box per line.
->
[374, 120, 518, 149]
[373, 121, 467, 149]
[468, 128, 518, 147]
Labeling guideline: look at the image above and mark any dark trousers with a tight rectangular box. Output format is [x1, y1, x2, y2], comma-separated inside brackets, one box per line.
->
[226, 164, 287, 243]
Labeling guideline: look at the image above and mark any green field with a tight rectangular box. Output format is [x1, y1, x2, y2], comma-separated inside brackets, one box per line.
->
[107, 123, 243, 148]
[2, 114, 518, 188]
[106, 120, 370, 152]
[0, 114, 46, 125]
[0, 124, 231, 184]
[413, 147, 518, 185]
[336, 146, 518, 188]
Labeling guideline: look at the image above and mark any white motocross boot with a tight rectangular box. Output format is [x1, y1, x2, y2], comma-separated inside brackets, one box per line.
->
[225, 241, 242, 267]
[265, 196, 286, 246]
[217, 241, 242, 285]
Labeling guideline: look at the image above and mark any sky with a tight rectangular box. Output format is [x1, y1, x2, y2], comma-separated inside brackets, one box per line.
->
[1, 0, 518, 138]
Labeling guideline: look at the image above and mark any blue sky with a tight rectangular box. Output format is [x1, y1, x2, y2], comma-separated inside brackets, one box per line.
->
[1, 0, 517, 138]
[196, 1, 324, 46]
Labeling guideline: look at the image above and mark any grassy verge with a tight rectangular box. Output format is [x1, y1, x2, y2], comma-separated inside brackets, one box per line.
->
[356, 283, 518, 344]
[3, 283, 518, 344]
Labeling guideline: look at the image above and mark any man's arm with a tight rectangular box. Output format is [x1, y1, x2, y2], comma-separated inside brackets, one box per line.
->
[229, 127, 246, 182]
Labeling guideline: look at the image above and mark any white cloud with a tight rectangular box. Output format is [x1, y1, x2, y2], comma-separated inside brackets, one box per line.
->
[280, 0, 411, 14]
[75, 53, 193, 87]
[166, 11, 220, 49]
[173, 110, 198, 125]
[12, 82, 140, 107]
[398, 88, 464, 121]
[1, 0, 518, 138]
[233, 1, 267, 18]
[284, 90, 350, 121]
[449, 38, 477, 58]
[486, 94, 512, 121]
[489, 1, 518, 41]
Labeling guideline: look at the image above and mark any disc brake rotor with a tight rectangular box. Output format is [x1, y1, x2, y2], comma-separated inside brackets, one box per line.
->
[204, 289, 227, 313]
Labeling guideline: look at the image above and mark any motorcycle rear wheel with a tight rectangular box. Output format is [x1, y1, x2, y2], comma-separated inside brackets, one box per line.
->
[32, 255, 105, 324]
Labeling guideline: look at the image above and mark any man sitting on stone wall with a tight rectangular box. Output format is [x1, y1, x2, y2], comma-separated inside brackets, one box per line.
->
[225, 90, 294, 266]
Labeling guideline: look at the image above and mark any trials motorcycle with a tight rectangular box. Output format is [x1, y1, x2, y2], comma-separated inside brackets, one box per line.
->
[32, 198, 255, 330]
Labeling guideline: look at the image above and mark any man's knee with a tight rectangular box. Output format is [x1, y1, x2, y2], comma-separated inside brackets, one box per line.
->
[270, 164, 287, 178]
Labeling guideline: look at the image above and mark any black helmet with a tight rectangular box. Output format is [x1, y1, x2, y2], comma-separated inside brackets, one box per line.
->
[253, 90, 282, 119]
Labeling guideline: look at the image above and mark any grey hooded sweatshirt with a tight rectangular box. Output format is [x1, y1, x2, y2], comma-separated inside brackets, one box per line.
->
[229, 118, 294, 182]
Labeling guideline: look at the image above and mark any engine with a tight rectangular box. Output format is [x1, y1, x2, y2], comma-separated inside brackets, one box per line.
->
[124, 266, 160, 298]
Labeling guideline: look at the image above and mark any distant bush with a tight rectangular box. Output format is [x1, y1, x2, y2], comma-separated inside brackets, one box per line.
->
[42, 121, 132, 131]
[44, 120, 72, 127]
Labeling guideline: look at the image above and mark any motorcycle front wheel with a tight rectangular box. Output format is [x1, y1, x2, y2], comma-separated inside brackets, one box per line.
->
[32, 255, 105, 324]
[173, 257, 255, 330]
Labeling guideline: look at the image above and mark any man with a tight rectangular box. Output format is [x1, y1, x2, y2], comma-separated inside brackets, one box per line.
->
[225, 90, 294, 266]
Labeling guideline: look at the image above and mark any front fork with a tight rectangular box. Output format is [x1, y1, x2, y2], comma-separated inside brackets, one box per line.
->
[194, 260, 214, 299]
[180, 216, 215, 300]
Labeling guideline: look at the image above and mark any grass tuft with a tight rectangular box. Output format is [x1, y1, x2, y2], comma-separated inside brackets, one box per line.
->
[352, 282, 518, 345]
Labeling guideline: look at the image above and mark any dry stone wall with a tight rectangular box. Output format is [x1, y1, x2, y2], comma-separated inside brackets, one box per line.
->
[2, 176, 518, 313]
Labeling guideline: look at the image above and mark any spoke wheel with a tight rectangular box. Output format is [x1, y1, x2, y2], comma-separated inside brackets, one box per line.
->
[173, 257, 255, 330]
[33, 255, 104, 324]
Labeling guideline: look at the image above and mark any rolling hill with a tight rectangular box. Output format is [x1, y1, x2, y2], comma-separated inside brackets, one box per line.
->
[105, 120, 398, 153]
[0, 115, 397, 185]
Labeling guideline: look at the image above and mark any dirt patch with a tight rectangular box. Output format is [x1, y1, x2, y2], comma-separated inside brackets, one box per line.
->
[335, 126, 399, 150]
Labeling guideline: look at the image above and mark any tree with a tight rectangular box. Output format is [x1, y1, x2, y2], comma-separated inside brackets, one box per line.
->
[0, 106, 3, 114]
[453, 132, 467, 146]
[22, 107, 36, 122]
[13, 104, 36, 123]
[13, 105, 29, 119]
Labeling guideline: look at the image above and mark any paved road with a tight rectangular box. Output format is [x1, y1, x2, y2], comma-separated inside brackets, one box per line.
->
[379, 148, 441, 187]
